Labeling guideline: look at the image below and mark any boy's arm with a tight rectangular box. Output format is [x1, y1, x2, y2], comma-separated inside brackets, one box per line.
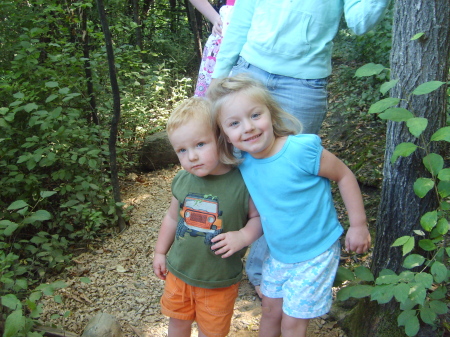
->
[318, 149, 371, 253]
[153, 196, 179, 280]
[211, 197, 262, 258]
[189, 0, 222, 36]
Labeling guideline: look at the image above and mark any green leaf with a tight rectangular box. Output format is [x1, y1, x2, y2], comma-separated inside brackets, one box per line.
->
[379, 108, 414, 122]
[431, 126, 450, 142]
[376, 274, 400, 285]
[391, 143, 418, 164]
[403, 237, 415, 256]
[418, 239, 436, 251]
[409, 283, 427, 306]
[380, 79, 399, 95]
[4, 310, 25, 337]
[354, 266, 374, 282]
[403, 254, 425, 269]
[429, 300, 448, 314]
[398, 309, 416, 327]
[7, 200, 29, 210]
[29, 291, 43, 303]
[0, 220, 19, 236]
[436, 218, 449, 235]
[23, 210, 52, 224]
[13, 92, 25, 99]
[406, 118, 428, 138]
[339, 284, 373, 301]
[415, 273, 433, 289]
[23, 103, 39, 112]
[80, 277, 91, 284]
[419, 306, 436, 325]
[438, 181, 450, 198]
[334, 266, 355, 286]
[40, 191, 57, 198]
[368, 97, 400, 114]
[45, 94, 58, 103]
[394, 283, 410, 303]
[371, 284, 395, 304]
[392, 236, 411, 247]
[405, 316, 420, 337]
[355, 63, 385, 77]
[45, 81, 59, 88]
[431, 261, 447, 283]
[1, 294, 21, 310]
[423, 153, 444, 175]
[438, 168, 450, 181]
[411, 32, 425, 40]
[430, 286, 447, 300]
[413, 178, 434, 198]
[412, 81, 445, 95]
[420, 211, 437, 231]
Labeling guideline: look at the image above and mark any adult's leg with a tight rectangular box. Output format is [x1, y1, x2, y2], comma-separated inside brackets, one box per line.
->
[258, 296, 283, 337]
[245, 235, 268, 288]
[168, 317, 193, 337]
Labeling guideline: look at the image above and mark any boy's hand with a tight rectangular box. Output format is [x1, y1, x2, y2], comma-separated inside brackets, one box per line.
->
[153, 253, 168, 280]
[211, 231, 247, 258]
[345, 225, 371, 254]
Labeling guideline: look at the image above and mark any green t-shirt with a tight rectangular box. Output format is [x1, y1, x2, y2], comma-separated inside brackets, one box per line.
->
[166, 168, 250, 289]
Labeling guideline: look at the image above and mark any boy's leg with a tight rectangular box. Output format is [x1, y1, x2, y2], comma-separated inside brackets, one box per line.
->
[258, 296, 283, 337]
[195, 283, 239, 337]
[280, 314, 309, 337]
[168, 317, 194, 337]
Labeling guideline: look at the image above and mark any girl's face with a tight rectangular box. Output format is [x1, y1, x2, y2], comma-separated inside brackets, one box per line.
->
[219, 92, 278, 159]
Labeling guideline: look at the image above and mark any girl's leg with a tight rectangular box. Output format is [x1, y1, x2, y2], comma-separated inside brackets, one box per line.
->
[281, 313, 309, 337]
[258, 296, 283, 337]
[168, 317, 193, 337]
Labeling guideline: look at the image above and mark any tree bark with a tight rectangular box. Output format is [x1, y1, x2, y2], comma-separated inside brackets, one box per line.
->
[345, 1, 450, 336]
[81, 7, 99, 125]
[96, 0, 127, 232]
[185, 0, 203, 63]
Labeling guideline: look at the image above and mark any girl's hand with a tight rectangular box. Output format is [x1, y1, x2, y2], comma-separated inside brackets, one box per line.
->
[345, 225, 371, 254]
[212, 17, 223, 36]
[211, 231, 247, 258]
[153, 253, 168, 280]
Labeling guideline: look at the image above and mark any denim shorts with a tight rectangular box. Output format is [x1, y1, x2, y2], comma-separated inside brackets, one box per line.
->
[260, 240, 340, 319]
[230, 57, 328, 134]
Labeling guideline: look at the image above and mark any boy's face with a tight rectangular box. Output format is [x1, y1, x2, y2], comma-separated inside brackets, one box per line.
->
[168, 120, 229, 177]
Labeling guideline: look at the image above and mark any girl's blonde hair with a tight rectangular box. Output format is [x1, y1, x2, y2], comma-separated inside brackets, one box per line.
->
[208, 74, 302, 165]
[166, 97, 217, 137]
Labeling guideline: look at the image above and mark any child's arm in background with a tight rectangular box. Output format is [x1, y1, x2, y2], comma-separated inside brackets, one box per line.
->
[189, 0, 223, 36]
[152, 196, 179, 280]
[319, 149, 371, 254]
[211, 197, 262, 258]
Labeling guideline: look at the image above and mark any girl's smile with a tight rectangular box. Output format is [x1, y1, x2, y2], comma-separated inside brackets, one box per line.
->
[219, 92, 284, 159]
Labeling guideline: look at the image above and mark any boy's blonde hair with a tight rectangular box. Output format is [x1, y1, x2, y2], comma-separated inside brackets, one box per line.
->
[167, 97, 217, 136]
[208, 74, 303, 165]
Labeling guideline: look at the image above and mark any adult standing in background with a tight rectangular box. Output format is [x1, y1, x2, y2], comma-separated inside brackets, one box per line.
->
[210, 0, 391, 296]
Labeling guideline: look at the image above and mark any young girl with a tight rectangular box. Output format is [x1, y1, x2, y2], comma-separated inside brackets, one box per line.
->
[208, 75, 371, 337]
[190, 0, 236, 97]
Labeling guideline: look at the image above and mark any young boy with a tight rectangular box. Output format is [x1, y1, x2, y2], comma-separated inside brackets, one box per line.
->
[153, 97, 262, 337]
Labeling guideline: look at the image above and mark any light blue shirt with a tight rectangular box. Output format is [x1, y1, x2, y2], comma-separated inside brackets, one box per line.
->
[239, 135, 343, 263]
[213, 0, 391, 79]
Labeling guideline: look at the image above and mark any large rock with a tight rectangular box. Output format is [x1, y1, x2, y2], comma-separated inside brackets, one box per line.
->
[81, 312, 123, 337]
[140, 131, 178, 171]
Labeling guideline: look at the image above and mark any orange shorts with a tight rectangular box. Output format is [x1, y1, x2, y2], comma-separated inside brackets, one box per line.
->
[160, 272, 239, 337]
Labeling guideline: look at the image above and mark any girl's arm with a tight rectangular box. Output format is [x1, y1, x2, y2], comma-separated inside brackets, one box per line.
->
[211, 197, 262, 258]
[152, 196, 179, 280]
[189, 0, 223, 36]
[319, 149, 371, 253]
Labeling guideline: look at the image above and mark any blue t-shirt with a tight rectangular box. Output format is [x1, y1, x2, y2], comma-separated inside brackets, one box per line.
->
[239, 134, 343, 263]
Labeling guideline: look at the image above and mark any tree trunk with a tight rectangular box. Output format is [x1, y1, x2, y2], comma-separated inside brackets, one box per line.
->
[345, 1, 450, 336]
[131, 0, 143, 51]
[96, 0, 127, 232]
[185, 0, 203, 63]
[81, 8, 99, 125]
